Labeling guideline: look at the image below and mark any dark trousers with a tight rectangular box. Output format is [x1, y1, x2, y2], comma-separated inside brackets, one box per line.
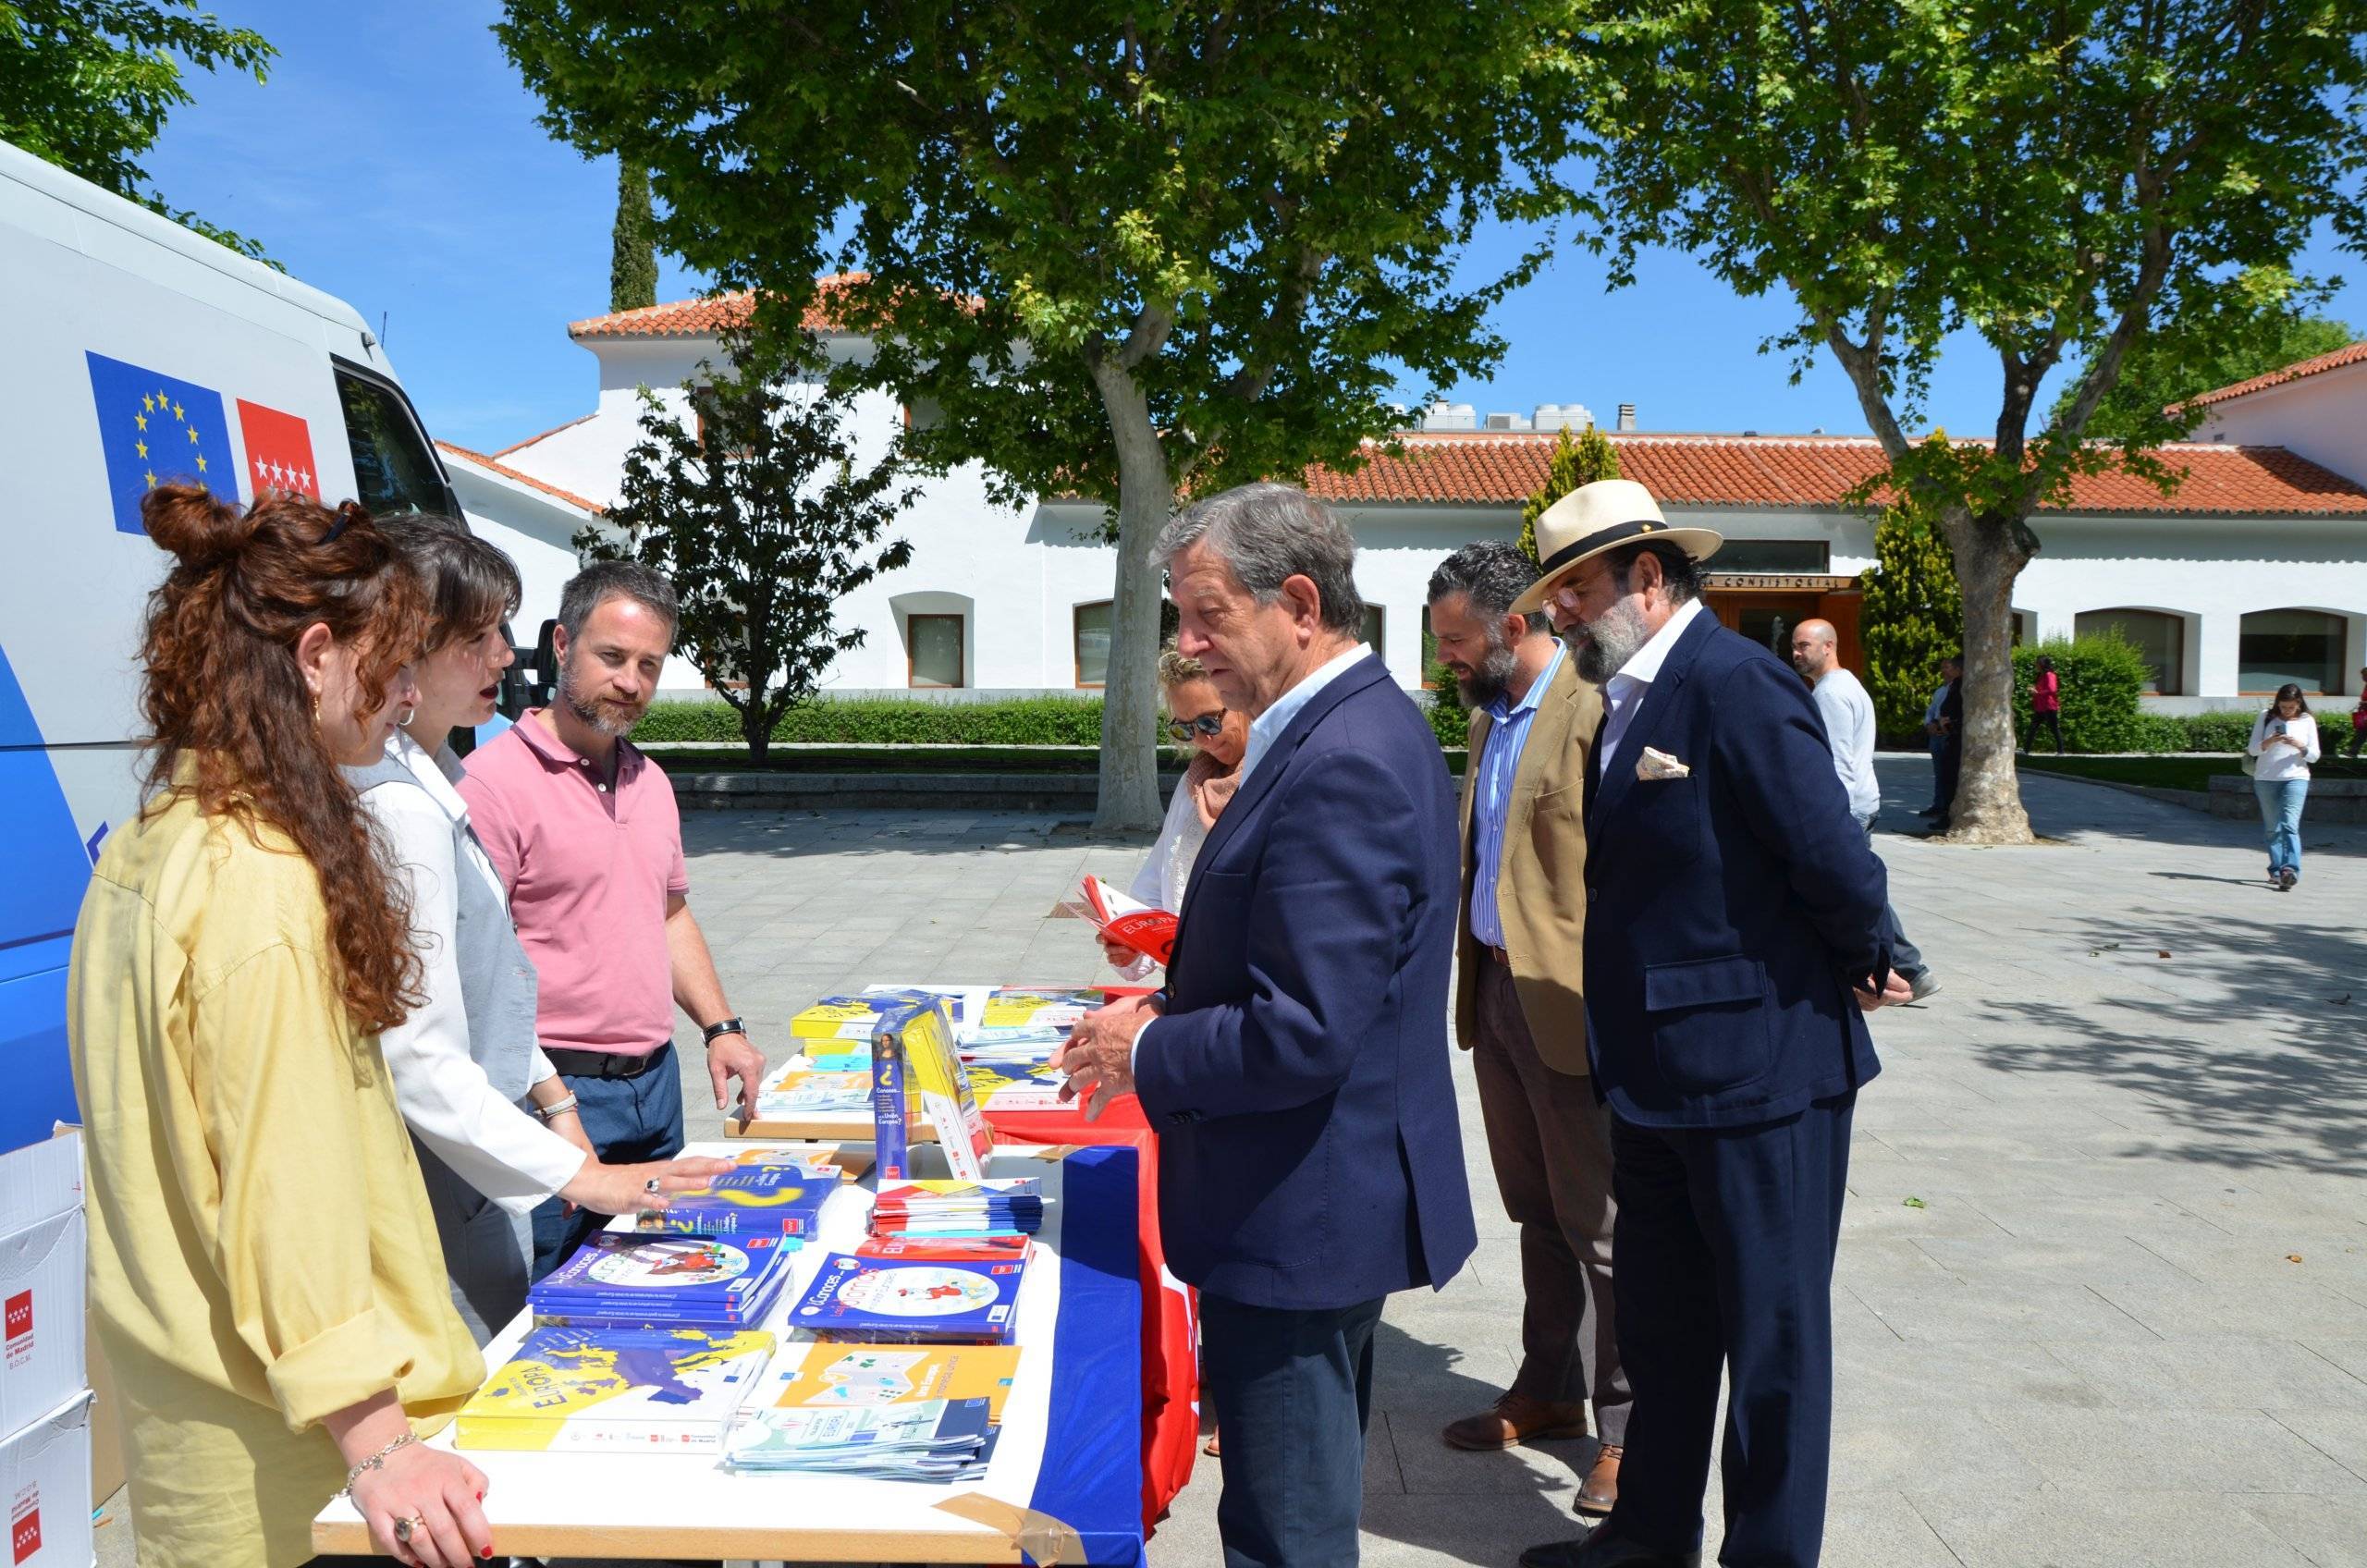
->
[1469, 961, 1630, 1441]
[2022, 710, 2063, 753]
[528, 1042, 684, 1280]
[2345, 722, 2366, 762]
[1858, 818, 1927, 985]
[1934, 740, 1962, 817]
[1199, 1292, 1385, 1568]
[1603, 1096, 1855, 1568]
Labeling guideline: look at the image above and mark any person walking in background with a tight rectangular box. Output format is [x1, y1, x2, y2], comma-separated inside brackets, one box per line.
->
[353, 521, 731, 1340]
[71, 486, 492, 1568]
[2025, 654, 2064, 754]
[1792, 619, 1938, 1001]
[2248, 682, 2320, 891]
[1427, 543, 1629, 1514]
[1101, 641, 1248, 982]
[1919, 666, 1952, 812]
[1921, 654, 1965, 830]
[2344, 670, 2367, 763]
[460, 561, 767, 1279]
[1055, 483, 1475, 1568]
[1515, 479, 1908, 1568]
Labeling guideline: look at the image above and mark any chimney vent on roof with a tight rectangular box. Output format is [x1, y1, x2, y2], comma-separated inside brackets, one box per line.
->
[1616, 403, 1637, 432]
[1534, 402, 1595, 431]
[1483, 411, 1534, 432]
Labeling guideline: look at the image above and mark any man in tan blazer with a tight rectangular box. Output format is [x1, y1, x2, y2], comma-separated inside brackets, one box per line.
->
[1428, 541, 1629, 1514]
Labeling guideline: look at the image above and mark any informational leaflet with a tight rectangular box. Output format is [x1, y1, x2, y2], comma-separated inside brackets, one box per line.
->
[457, 1327, 774, 1452]
[1070, 876, 1179, 965]
[787, 1252, 1026, 1344]
[878, 996, 992, 1181]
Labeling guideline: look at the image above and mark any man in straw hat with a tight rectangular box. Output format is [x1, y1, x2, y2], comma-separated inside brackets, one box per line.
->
[1510, 480, 1910, 1568]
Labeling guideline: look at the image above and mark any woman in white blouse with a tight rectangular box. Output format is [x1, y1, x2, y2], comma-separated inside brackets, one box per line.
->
[353, 520, 729, 1341]
[2247, 681, 2322, 892]
[1101, 643, 1249, 980]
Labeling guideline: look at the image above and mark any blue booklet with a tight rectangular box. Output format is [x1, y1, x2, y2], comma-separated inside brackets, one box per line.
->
[637, 1165, 834, 1237]
[788, 1252, 1026, 1343]
[530, 1232, 800, 1327]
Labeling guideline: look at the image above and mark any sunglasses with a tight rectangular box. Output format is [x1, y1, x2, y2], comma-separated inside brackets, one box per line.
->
[1166, 710, 1227, 743]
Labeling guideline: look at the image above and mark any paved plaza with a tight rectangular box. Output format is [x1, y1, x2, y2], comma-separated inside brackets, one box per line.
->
[92, 759, 2364, 1568]
[661, 757, 2367, 1568]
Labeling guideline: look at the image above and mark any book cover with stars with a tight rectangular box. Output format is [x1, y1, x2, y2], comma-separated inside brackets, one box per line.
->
[454, 1326, 775, 1452]
[84, 351, 240, 533]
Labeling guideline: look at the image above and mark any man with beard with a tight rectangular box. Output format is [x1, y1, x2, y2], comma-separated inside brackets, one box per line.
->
[1425, 542, 1628, 1512]
[459, 562, 767, 1278]
[1512, 482, 1907, 1568]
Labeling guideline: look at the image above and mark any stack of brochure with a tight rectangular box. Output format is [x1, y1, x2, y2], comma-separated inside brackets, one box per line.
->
[722, 1341, 1017, 1481]
[636, 1161, 836, 1238]
[753, 1065, 876, 1118]
[788, 990, 935, 1046]
[529, 1232, 800, 1329]
[457, 1326, 774, 1453]
[871, 1179, 1044, 1242]
[961, 988, 1101, 1056]
[787, 1251, 1027, 1344]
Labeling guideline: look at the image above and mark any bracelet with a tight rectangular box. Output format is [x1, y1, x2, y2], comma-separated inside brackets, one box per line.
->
[337, 1431, 418, 1497]
[702, 1016, 747, 1046]
[534, 1093, 580, 1121]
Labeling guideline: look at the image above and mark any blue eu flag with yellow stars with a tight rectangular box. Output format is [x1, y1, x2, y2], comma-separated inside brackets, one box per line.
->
[85, 351, 242, 534]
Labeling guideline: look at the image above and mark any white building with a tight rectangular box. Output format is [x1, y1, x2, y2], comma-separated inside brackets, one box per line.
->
[443, 289, 2367, 713]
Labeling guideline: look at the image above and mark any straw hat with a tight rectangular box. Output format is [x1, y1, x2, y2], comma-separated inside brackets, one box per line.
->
[1509, 479, 1723, 616]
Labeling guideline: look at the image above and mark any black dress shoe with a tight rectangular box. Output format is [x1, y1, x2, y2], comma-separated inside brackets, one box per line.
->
[1517, 1532, 1702, 1568]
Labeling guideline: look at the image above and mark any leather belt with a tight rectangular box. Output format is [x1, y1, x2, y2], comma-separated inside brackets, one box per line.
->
[1485, 945, 1513, 967]
[545, 1045, 669, 1080]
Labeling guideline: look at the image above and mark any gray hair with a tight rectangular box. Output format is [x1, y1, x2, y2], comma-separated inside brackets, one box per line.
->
[558, 559, 680, 641]
[1153, 482, 1365, 635]
[1428, 540, 1548, 635]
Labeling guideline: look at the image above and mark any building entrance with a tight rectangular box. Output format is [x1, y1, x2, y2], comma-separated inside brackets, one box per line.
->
[1702, 574, 1864, 677]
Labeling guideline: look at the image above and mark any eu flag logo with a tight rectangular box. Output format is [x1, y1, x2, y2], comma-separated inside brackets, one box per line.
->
[85, 351, 242, 534]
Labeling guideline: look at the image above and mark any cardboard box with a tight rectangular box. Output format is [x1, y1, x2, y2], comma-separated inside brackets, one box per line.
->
[0, 1137, 82, 1442]
[2, 1392, 92, 1568]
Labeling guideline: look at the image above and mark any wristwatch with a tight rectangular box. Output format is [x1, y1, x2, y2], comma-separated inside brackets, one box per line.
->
[702, 1016, 748, 1046]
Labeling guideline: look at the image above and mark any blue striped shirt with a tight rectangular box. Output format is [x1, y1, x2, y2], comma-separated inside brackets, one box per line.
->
[1468, 641, 1565, 950]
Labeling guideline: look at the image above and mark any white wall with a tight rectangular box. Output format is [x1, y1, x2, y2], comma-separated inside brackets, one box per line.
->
[2197, 362, 2367, 487]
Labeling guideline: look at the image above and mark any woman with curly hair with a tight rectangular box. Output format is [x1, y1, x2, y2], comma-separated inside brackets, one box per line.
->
[69, 484, 493, 1568]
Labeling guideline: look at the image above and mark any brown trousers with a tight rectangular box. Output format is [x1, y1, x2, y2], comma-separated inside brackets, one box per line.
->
[1471, 957, 1632, 1443]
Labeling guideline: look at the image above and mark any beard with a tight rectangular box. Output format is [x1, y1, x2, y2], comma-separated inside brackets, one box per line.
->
[556, 656, 646, 738]
[1453, 638, 1522, 709]
[1571, 597, 1652, 684]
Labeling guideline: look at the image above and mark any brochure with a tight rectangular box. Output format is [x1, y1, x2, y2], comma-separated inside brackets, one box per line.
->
[456, 1327, 773, 1452]
[788, 1252, 1025, 1344]
[1069, 876, 1178, 965]
[723, 1396, 998, 1480]
[529, 1232, 799, 1328]
[746, 1340, 1022, 1425]
[635, 1163, 834, 1237]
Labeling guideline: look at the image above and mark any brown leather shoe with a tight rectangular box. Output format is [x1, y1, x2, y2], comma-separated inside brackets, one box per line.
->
[1575, 1443, 1622, 1515]
[1441, 1392, 1590, 1451]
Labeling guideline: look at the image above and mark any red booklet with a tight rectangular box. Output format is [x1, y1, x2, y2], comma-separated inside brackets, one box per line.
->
[1074, 875, 1179, 965]
[855, 1235, 1033, 1263]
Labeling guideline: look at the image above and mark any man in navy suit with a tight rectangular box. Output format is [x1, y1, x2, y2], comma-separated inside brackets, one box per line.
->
[1507, 481, 1910, 1568]
[1055, 482, 1475, 1568]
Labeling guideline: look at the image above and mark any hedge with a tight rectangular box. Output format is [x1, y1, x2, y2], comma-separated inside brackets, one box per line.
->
[2009, 634, 2152, 752]
[632, 696, 1105, 746]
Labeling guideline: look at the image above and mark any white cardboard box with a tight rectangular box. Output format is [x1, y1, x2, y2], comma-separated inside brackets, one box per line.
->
[0, 1135, 83, 1441]
[3, 1392, 92, 1568]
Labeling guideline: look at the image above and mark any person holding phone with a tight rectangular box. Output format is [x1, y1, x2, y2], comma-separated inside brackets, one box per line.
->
[2248, 682, 2321, 891]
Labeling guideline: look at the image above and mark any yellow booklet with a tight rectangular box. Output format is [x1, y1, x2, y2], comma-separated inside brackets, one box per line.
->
[749, 1341, 1022, 1426]
[457, 1327, 775, 1452]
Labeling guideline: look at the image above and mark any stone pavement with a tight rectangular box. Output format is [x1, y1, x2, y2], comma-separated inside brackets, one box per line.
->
[92, 758, 2362, 1568]
[653, 757, 2367, 1568]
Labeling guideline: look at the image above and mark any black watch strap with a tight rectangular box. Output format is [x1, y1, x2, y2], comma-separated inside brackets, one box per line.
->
[702, 1016, 747, 1045]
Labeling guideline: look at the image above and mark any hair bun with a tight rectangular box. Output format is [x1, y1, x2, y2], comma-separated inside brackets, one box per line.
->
[141, 484, 258, 569]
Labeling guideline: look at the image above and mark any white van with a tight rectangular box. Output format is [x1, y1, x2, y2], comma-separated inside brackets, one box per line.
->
[0, 137, 476, 1153]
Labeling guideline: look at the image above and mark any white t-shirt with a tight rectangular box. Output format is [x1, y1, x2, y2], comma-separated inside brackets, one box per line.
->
[1812, 667, 1883, 820]
[2249, 710, 2321, 783]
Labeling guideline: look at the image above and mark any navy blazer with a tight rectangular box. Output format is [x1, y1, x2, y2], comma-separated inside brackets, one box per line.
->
[1583, 610, 1888, 1129]
[1134, 653, 1477, 1311]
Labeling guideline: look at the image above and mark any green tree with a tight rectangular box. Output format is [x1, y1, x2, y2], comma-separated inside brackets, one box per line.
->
[2055, 269, 2360, 440]
[1515, 423, 1620, 565]
[1, 0, 275, 260]
[1857, 508, 1962, 742]
[1565, 0, 2367, 842]
[497, 1, 1585, 830]
[609, 157, 657, 313]
[587, 335, 916, 765]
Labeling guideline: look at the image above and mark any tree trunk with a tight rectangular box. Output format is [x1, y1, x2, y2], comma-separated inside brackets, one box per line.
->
[1939, 507, 2035, 844]
[742, 702, 772, 767]
[1087, 362, 1171, 834]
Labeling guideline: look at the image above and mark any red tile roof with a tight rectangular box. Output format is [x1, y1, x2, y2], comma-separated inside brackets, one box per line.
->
[568, 273, 871, 339]
[2183, 340, 2367, 409]
[435, 442, 606, 515]
[1300, 432, 2367, 516]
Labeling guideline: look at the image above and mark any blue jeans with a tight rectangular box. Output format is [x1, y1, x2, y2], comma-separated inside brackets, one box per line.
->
[2254, 779, 2309, 876]
[1199, 1292, 1385, 1568]
[528, 1043, 684, 1280]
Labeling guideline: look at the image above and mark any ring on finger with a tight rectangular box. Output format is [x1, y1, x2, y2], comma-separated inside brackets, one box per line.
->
[393, 1513, 424, 1546]
[644, 1177, 663, 1194]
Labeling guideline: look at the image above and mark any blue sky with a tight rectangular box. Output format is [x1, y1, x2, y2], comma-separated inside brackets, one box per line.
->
[141, 2, 2363, 455]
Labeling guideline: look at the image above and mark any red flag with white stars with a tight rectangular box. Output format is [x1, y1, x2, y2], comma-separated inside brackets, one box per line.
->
[237, 398, 322, 500]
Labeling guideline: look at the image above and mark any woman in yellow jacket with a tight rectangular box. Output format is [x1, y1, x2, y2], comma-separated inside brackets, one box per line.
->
[70, 484, 492, 1568]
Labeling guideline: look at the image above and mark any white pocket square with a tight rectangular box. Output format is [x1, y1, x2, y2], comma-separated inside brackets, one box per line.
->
[1636, 746, 1691, 781]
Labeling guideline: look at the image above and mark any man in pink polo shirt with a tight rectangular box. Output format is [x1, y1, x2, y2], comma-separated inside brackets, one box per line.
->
[460, 561, 767, 1277]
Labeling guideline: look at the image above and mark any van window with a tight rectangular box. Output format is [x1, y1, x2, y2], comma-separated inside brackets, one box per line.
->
[334, 361, 454, 516]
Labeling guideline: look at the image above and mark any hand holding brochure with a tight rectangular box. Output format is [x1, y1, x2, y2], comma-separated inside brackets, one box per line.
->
[1073, 875, 1178, 965]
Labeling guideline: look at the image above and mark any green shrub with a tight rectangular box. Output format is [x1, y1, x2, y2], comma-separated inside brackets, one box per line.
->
[2125, 714, 2192, 753]
[2179, 708, 2262, 753]
[1426, 693, 1471, 749]
[2010, 634, 2150, 752]
[632, 695, 1107, 746]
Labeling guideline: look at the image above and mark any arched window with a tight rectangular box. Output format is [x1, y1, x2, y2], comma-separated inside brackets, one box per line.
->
[2240, 609, 2347, 695]
[1073, 600, 1112, 689]
[2074, 608, 2185, 696]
